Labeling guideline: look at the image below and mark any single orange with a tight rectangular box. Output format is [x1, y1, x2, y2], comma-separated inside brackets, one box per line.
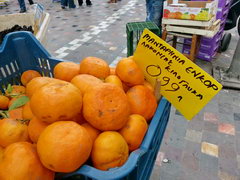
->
[91, 131, 129, 171]
[79, 57, 110, 79]
[119, 114, 148, 151]
[126, 85, 157, 121]
[30, 82, 82, 123]
[105, 75, 123, 89]
[83, 83, 130, 131]
[116, 57, 144, 86]
[21, 70, 41, 86]
[37, 121, 92, 172]
[28, 116, 49, 143]
[53, 62, 80, 82]
[0, 95, 9, 110]
[0, 118, 29, 147]
[0, 142, 55, 180]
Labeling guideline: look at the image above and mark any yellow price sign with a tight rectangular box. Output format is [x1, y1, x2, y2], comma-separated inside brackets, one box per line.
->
[134, 29, 222, 120]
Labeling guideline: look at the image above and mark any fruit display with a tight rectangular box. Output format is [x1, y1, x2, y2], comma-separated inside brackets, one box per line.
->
[163, 0, 217, 21]
[163, 8, 211, 21]
[0, 56, 158, 179]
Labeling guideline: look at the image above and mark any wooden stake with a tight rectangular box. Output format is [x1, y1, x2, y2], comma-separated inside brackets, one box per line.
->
[154, 78, 162, 103]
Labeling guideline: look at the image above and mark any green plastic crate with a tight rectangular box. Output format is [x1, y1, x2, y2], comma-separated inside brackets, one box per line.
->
[126, 22, 160, 57]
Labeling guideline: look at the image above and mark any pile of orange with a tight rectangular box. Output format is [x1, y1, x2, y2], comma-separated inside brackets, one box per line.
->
[0, 56, 158, 179]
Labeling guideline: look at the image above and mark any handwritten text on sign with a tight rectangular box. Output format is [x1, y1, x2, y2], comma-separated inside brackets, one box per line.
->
[134, 29, 222, 120]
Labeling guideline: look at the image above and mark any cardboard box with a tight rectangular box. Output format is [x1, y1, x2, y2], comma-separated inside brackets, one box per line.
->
[0, 5, 50, 46]
[163, 0, 218, 21]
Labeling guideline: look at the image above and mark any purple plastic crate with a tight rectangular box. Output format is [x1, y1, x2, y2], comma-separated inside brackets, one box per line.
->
[217, 10, 223, 20]
[182, 45, 219, 61]
[181, 0, 230, 61]
[218, 0, 226, 8]
[183, 41, 219, 55]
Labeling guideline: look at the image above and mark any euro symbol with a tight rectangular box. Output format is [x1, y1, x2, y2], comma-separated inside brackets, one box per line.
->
[146, 65, 162, 77]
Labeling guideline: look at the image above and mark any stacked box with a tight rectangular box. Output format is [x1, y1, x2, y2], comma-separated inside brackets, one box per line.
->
[182, 0, 232, 61]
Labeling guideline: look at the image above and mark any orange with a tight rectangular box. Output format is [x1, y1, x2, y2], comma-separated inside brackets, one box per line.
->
[9, 108, 23, 120]
[30, 82, 82, 123]
[26, 77, 62, 97]
[0, 142, 55, 180]
[126, 85, 157, 121]
[105, 75, 123, 89]
[37, 121, 92, 172]
[143, 80, 154, 93]
[0, 118, 29, 147]
[109, 67, 116, 75]
[71, 74, 103, 95]
[0, 95, 9, 110]
[20, 70, 41, 86]
[53, 62, 80, 82]
[91, 131, 129, 171]
[116, 57, 144, 86]
[119, 114, 148, 151]
[79, 57, 110, 79]
[81, 123, 101, 142]
[175, 12, 182, 19]
[83, 83, 130, 131]
[5, 85, 25, 98]
[28, 116, 49, 143]
[22, 101, 34, 120]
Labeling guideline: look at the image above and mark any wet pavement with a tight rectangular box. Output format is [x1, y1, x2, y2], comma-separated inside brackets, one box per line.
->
[1, 0, 240, 179]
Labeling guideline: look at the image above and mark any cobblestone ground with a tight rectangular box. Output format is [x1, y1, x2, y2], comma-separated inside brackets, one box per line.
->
[1, 0, 240, 179]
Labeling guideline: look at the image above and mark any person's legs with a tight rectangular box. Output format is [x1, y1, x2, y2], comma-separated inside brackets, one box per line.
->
[61, 0, 68, 9]
[28, 0, 34, 5]
[78, 0, 83, 6]
[18, 0, 27, 13]
[146, 0, 164, 27]
[68, 0, 76, 8]
[86, 0, 92, 6]
[146, 0, 152, 22]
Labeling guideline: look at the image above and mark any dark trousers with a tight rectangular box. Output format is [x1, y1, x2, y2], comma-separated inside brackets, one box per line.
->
[18, 0, 26, 11]
[78, 0, 91, 5]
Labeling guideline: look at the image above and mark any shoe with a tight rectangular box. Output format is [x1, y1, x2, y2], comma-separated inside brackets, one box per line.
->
[86, 0, 92, 6]
[69, 4, 76, 8]
[61, 6, 66, 9]
[20, 9, 27, 13]
[29, 1, 34, 5]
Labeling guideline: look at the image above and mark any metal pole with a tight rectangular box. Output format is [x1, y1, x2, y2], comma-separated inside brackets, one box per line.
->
[213, 38, 240, 89]
[226, 38, 240, 76]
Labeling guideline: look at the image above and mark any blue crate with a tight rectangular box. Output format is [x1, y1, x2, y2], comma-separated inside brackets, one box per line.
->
[0, 32, 171, 180]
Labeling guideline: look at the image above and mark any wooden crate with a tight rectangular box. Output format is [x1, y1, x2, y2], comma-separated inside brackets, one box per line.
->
[164, 19, 220, 38]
